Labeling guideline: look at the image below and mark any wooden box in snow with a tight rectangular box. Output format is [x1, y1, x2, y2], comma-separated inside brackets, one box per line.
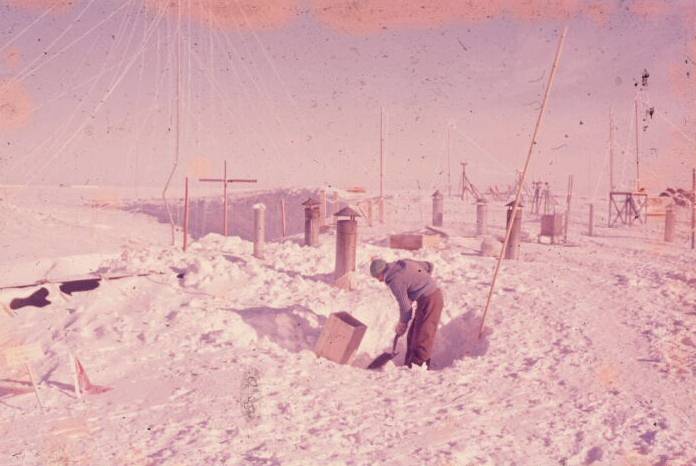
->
[314, 312, 367, 364]
[389, 234, 440, 250]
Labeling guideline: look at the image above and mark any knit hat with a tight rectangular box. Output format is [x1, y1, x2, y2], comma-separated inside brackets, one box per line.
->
[370, 258, 388, 278]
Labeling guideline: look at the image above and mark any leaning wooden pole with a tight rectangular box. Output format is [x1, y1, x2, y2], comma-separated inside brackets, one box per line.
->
[478, 26, 568, 339]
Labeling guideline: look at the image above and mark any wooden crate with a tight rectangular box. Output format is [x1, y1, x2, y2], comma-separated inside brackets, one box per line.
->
[314, 312, 367, 364]
[389, 234, 440, 250]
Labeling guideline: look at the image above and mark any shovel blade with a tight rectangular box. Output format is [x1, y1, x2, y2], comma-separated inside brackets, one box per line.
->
[367, 352, 397, 370]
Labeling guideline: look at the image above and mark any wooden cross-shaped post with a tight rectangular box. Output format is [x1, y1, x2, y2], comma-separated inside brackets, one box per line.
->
[199, 161, 257, 235]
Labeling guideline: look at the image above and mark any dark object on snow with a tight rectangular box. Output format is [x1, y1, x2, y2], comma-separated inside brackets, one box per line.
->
[10, 287, 51, 310]
[367, 334, 400, 370]
[641, 68, 650, 87]
[59, 278, 100, 295]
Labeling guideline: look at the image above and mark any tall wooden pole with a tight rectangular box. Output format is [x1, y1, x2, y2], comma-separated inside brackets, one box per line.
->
[609, 109, 614, 192]
[379, 107, 384, 200]
[379, 107, 384, 223]
[162, 3, 182, 246]
[635, 99, 640, 191]
[478, 26, 568, 339]
[692, 168, 695, 249]
[223, 161, 228, 236]
[447, 124, 452, 197]
[183, 177, 189, 251]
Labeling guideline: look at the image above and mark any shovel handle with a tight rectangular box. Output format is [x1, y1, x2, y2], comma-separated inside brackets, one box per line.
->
[392, 334, 400, 353]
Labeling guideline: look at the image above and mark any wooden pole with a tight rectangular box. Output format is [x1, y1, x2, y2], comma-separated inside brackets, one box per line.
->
[635, 99, 640, 191]
[588, 203, 594, 237]
[461, 162, 467, 201]
[692, 168, 695, 249]
[320, 190, 327, 226]
[253, 204, 266, 259]
[476, 198, 488, 235]
[504, 205, 522, 260]
[664, 205, 675, 243]
[183, 177, 189, 251]
[223, 161, 228, 236]
[26, 364, 44, 412]
[380, 107, 384, 201]
[432, 190, 444, 226]
[609, 109, 614, 192]
[564, 175, 573, 242]
[478, 26, 568, 339]
[333, 191, 339, 224]
[447, 124, 452, 197]
[162, 2, 182, 246]
[280, 198, 287, 239]
[379, 107, 385, 223]
[304, 202, 320, 247]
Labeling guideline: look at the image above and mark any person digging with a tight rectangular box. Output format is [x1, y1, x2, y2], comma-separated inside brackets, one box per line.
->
[370, 258, 444, 370]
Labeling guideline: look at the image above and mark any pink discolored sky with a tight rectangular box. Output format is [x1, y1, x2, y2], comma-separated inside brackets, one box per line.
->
[0, 0, 695, 196]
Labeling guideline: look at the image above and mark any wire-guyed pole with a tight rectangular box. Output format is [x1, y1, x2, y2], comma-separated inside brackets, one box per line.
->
[478, 27, 568, 339]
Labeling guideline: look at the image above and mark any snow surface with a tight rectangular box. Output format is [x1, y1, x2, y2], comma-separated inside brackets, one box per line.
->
[0, 187, 695, 465]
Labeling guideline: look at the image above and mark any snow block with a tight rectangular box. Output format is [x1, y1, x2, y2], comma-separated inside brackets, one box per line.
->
[314, 312, 367, 364]
[389, 234, 440, 251]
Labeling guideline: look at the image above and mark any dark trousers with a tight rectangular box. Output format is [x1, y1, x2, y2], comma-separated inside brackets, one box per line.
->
[405, 288, 444, 369]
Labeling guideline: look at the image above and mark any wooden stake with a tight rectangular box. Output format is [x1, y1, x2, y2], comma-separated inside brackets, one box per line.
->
[25, 364, 44, 412]
[223, 161, 228, 236]
[280, 198, 287, 239]
[183, 177, 189, 252]
[478, 26, 568, 339]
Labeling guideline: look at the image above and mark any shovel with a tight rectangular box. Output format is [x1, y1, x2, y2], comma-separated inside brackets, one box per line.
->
[367, 334, 401, 370]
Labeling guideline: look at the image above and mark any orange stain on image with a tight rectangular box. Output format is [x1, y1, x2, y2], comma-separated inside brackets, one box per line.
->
[145, 0, 299, 31]
[0, 79, 33, 130]
[312, 0, 620, 34]
[186, 156, 213, 179]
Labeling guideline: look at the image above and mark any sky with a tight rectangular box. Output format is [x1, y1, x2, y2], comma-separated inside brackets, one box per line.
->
[1, 0, 695, 198]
